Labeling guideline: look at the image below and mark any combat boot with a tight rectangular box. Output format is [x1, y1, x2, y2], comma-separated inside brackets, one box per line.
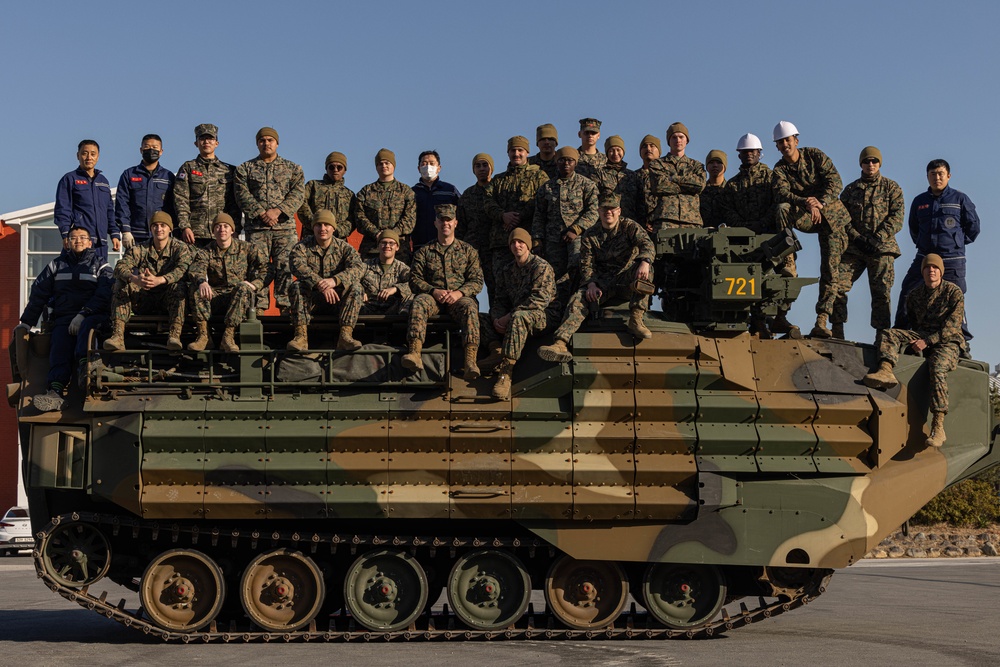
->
[402, 338, 423, 371]
[103, 319, 126, 352]
[810, 314, 832, 339]
[831, 322, 845, 340]
[464, 344, 481, 380]
[770, 310, 797, 336]
[926, 412, 947, 448]
[780, 254, 797, 278]
[287, 324, 309, 352]
[479, 341, 504, 373]
[538, 339, 573, 363]
[188, 321, 212, 351]
[750, 314, 772, 339]
[166, 318, 184, 351]
[337, 326, 362, 351]
[628, 310, 652, 339]
[220, 327, 239, 352]
[863, 361, 898, 390]
[491, 359, 515, 401]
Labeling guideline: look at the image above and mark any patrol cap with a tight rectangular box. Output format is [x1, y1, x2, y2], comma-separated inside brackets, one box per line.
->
[640, 135, 662, 153]
[605, 135, 626, 153]
[579, 118, 602, 133]
[556, 146, 580, 161]
[256, 127, 279, 143]
[706, 149, 728, 169]
[326, 151, 348, 168]
[212, 213, 236, 230]
[313, 209, 337, 227]
[195, 123, 218, 139]
[507, 136, 530, 152]
[435, 204, 457, 220]
[922, 253, 945, 272]
[508, 227, 532, 247]
[860, 146, 882, 166]
[150, 210, 173, 230]
[666, 122, 690, 142]
[375, 148, 396, 167]
[377, 229, 400, 244]
[598, 193, 622, 209]
[536, 123, 558, 143]
[472, 152, 494, 173]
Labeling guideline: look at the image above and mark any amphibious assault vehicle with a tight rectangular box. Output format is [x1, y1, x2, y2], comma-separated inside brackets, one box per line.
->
[10, 227, 999, 641]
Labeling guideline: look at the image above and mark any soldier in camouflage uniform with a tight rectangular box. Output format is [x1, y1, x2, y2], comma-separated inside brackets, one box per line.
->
[479, 228, 556, 400]
[483, 136, 549, 279]
[174, 124, 242, 248]
[337, 229, 412, 351]
[298, 151, 355, 239]
[531, 146, 599, 280]
[637, 122, 706, 231]
[529, 123, 559, 180]
[457, 153, 494, 296]
[700, 150, 728, 228]
[234, 127, 305, 312]
[104, 211, 194, 352]
[834, 146, 904, 339]
[286, 210, 363, 352]
[538, 193, 655, 363]
[771, 121, 850, 338]
[628, 135, 662, 229]
[575, 118, 607, 180]
[353, 148, 417, 264]
[187, 213, 267, 352]
[402, 204, 484, 380]
[593, 136, 636, 218]
[863, 254, 963, 448]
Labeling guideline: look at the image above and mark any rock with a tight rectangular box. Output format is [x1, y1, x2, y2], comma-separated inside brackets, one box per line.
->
[944, 547, 963, 557]
[927, 547, 942, 558]
[905, 548, 928, 558]
[949, 534, 961, 542]
[965, 547, 982, 557]
[913, 532, 927, 541]
[871, 549, 888, 559]
[888, 546, 905, 558]
[983, 543, 998, 557]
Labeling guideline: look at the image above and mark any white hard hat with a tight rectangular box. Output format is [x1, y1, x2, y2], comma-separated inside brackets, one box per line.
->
[736, 133, 763, 151]
[772, 121, 799, 142]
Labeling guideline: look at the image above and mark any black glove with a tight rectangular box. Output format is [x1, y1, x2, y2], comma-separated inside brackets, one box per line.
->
[853, 235, 878, 255]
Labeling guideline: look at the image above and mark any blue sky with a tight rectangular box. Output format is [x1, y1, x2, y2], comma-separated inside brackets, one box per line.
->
[2, 1, 998, 365]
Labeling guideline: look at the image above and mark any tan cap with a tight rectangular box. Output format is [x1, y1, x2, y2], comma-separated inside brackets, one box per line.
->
[536, 123, 558, 143]
[922, 253, 945, 272]
[314, 209, 337, 227]
[556, 146, 580, 161]
[150, 210, 173, 230]
[508, 227, 531, 246]
[605, 135, 626, 153]
[666, 122, 690, 142]
[256, 127, 279, 143]
[326, 151, 347, 168]
[212, 213, 235, 230]
[377, 229, 400, 244]
[375, 148, 396, 167]
[706, 149, 728, 169]
[472, 152, 494, 173]
[640, 134, 662, 153]
[507, 136, 530, 152]
[860, 146, 882, 166]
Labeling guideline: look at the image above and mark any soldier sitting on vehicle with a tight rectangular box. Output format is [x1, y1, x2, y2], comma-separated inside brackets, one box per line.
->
[286, 210, 363, 352]
[104, 211, 194, 352]
[187, 213, 268, 352]
[538, 193, 655, 363]
[337, 229, 413, 351]
[16, 226, 114, 412]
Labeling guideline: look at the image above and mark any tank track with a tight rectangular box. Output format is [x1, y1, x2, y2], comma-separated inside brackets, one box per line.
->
[32, 512, 832, 642]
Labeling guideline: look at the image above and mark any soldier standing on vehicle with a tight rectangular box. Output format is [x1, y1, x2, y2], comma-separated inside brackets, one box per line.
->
[638, 122, 706, 231]
[337, 229, 412, 351]
[575, 118, 607, 180]
[353, 148, 417, 264]
[115, 134, 174, 249]
[529, 124, 559, 180]
[174, 124, 242, 249]
[457, 153, 494, 293]
[298, 151, 355, 239]
[593, 136, 635, 214]
[531, 146, 599, 280]
[54, 140, 119, 262]
[700, 150, 728, 228]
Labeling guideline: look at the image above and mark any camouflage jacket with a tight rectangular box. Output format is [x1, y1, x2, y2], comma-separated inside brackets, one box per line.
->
[592, 162, 632, 198]
[483, 164, 550, 250]
[173, 155, 242, 238]
[490, 253, 555, 319]
[905, 280, 965, 346]
[289, 237, 363, 290]
[298, 177, 356, 238]
[410, 239, 484, 297]
[531, 172, 599, 245]
[352, 179, 416, 253]
[189, 239, 267, 292]
[234, 155, 306, 231]
[638, 154, 706, 226]
[528, 153, 559, 180]
[114, 237, 194, 286]
[357, 257, 412, 301]
[575, 150, 607, 180]
[616, 169, 642, 223]
[840, 174, 904, 257]
[457, 182, 489, 249]
[700, 181, 728, 228]
[721, 162, 777, 231]
[580, 217, 655, 289]
[772, 147, 849, 229]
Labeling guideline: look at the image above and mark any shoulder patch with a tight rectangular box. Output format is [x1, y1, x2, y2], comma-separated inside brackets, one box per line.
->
[176, 171, 186, 180]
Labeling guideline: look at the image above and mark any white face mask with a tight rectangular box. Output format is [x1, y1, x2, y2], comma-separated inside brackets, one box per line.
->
[419, 164, 439, 180]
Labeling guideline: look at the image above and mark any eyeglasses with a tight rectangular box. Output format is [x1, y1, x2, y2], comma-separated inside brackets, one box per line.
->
[862, 158, 880, 165]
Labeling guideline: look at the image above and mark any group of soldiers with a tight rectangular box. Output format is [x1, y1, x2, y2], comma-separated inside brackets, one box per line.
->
[20, 119, 980, 449]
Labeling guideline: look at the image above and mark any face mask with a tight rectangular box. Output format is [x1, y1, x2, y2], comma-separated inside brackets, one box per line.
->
[419, 165, 439, 180]
[142, 149, 161, 163]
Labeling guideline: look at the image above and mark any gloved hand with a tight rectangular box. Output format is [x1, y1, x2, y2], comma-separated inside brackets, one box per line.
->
[853, 235, 878, 255]
[122, 232, 135, 250]
[68, 314, 85, 335]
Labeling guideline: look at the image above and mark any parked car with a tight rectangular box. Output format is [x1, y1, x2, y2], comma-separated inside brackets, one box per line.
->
[0, 507, 32, 555]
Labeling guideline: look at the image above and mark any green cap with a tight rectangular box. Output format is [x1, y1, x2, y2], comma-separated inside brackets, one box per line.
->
[579, 118, 602, 132]
[435, 204, 457, 220]
[599, 193, 622, 208]
[195, 123, 218, 139]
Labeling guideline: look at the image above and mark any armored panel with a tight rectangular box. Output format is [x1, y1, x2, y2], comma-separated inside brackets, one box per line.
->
[91, 413, 143, 516]
[140, 410, 206, 519]
[696, 337, 759, 472]
[867, 390, 908, 467]
[201, 406, 268, 519]
[812, 394, 875, 473]
[755, 391, 818, 473]
[752, 339, 814, 393]
[385, 390, 448, 519]
[511, 418, 573, 520]
[264, 403, 329, 519]
[328, 416, 390, 518]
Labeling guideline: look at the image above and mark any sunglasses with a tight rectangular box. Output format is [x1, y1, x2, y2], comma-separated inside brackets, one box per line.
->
[862, 158, 880, 165]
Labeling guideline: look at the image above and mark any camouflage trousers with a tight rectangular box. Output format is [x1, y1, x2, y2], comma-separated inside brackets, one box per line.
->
[480, 309, 553, 361]
[288, 281, 345, 327]
[554, 266, 651, 342]
[832, 251, 894, 330]
[775, 204, 848, 317]
[190, 283, 256, 327]
[247, 226, 296, 310]
[542, 236, 582, 282]
[110, 279, 186, 324]
[339, 283, 411, 327]
[878, 329, 959, 414]
[407, 293, 480, 345]
[479, 246, 498, 307]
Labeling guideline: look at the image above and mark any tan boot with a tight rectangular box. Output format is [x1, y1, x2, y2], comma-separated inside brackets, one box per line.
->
[166, 318, 184, 351]
[926, 412, 946, 448]
[491, 359, 515, 401]
[401, 338, 423, 371]
[103, 319, 126, 352]
[188, 321, 212, 351]
[220, 327, 239, 352]
[337, 325, 362, 351]
[780, 253, 798, 278]
[628, 310, 652, 339]
[287, 324, 309, 351]
[480, 342, 504, 372]
[810, 314, 832, 339]
[863, 360, 898, 390]
[464, 344, 481, 381]
[770, 310, 797, 335]
[831, 322, 845, 340]
[538, 339, 573, 363]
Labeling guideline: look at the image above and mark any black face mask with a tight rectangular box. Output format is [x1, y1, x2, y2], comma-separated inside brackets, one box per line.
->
[142, 149, 160, 163]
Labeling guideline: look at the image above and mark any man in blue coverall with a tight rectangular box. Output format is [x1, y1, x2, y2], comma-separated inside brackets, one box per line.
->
[54, 140, 120, 261]
[115, 133, 175, 249]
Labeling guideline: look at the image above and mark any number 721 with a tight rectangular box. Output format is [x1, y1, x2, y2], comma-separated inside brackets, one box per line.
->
[724, 277, 755, 296]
